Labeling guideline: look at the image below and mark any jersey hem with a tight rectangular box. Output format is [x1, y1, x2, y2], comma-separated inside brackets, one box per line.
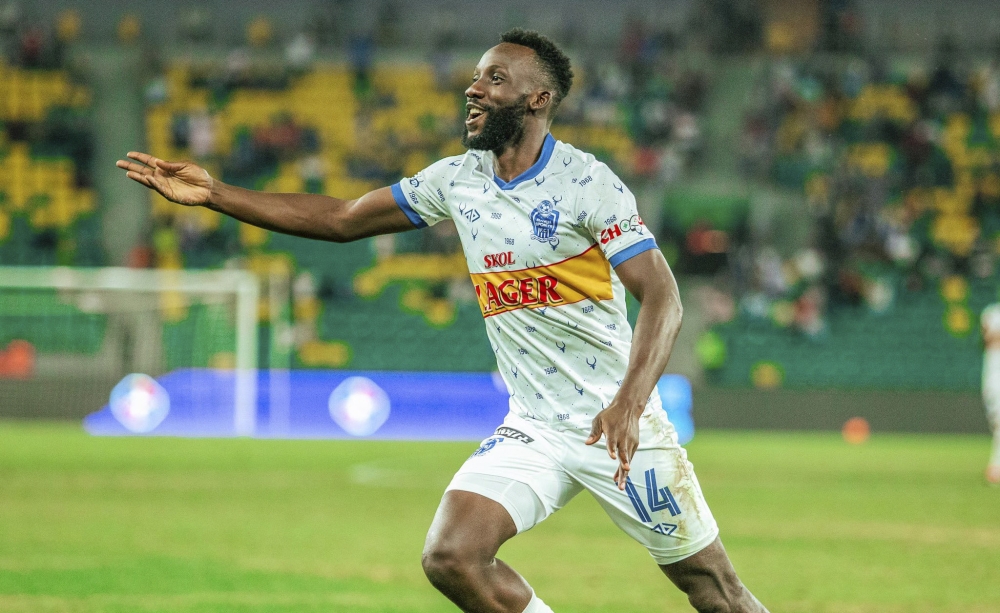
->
[391, 182, 428, 228]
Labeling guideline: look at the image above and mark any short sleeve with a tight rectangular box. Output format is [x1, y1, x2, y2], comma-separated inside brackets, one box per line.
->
[391, 156, 461, 228]
[583, 164, 658, 268]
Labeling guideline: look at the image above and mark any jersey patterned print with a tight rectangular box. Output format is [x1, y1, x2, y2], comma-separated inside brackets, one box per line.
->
[391, 134, 662, 432]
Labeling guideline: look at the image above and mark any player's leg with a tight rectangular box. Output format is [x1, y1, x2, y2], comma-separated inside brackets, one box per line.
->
[659, 537, 768, 612]
[982, 350, 1000, 484]
[987, 411, 1000, 484]
[573, 410, 767, 612]
[422, 422, 581, 612]
[989, 433, 1000, 484]
[422, 489, 552, 613]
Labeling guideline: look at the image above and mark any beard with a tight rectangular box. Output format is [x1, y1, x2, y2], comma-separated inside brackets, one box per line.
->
[462, 94, 529, 154]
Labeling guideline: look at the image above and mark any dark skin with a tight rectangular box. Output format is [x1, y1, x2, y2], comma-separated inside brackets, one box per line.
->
[118, 41, 766, 613]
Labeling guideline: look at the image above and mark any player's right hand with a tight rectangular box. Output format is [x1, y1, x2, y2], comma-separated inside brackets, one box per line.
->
[585, 402, 641, 491]
[116, 152, 213, 207]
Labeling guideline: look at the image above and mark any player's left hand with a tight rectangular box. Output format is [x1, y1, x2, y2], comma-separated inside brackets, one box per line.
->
[585, 401, 642, 491]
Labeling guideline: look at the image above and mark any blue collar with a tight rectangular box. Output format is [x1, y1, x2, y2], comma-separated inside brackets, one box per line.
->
[491, 133, 556, 191]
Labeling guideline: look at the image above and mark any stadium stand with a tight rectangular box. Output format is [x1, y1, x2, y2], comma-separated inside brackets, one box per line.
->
[701, 48, 1000, 389]
[0, 58, 100, 267]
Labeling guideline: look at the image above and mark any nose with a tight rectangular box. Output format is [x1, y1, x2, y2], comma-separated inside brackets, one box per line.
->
[465, 79, 485, 101]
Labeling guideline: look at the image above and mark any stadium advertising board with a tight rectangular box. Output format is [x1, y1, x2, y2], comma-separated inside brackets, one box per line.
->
[84, 370, 694, 442]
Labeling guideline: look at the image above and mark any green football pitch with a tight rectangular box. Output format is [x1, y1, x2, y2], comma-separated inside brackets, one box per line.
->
[1, 421, 998, 613]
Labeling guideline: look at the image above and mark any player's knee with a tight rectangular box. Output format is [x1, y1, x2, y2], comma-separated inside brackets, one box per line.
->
[421, 541, 477, 588]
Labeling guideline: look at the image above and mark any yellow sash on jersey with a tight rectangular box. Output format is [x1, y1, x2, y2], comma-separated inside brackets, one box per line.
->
[471, 245, 614, 318]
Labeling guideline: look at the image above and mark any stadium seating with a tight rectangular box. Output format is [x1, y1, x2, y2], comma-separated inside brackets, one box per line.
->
[0, 59, 100, 266]
[707, 57, 1000, 390]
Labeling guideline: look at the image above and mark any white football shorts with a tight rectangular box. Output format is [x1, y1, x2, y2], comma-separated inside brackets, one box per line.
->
[446, 411, 720, 566]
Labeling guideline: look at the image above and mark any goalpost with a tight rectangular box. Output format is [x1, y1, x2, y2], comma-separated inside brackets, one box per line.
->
[0, 266, 263, 435]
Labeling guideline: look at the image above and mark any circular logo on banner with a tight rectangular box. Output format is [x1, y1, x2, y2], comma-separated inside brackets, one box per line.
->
[109, 373, 170, 433]
[328, 377, 391, 436]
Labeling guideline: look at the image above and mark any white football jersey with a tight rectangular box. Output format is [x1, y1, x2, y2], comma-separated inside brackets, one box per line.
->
[391, 134, 664, 432]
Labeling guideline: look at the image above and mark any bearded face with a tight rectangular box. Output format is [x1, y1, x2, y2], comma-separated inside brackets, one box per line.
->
[462, 94, 529, 154]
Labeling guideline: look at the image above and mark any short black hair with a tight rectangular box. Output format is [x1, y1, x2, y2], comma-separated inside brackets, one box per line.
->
[499, 28, 573, 112]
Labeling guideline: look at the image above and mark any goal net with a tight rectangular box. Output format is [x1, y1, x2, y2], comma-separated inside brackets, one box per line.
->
[0, 266, 268, 436]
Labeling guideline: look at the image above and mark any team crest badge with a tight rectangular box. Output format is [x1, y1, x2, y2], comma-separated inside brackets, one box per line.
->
[530, 197, 561, 249]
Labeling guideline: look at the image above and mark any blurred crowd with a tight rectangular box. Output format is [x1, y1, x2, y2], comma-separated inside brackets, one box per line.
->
[141, 15, 712, 270]
[558, 18, 709, 184]
[0, 5, 96, 266]
[8, 2, 1000, 335]
[718, 41, 1000, 339]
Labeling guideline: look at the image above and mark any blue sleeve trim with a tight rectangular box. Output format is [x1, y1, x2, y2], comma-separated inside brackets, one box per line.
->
[609, 238, 658, 268]
[391, 182, 428, 229]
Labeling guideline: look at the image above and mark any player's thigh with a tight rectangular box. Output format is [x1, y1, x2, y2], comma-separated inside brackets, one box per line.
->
[575, 430, 719, 565]
[424, 489, 520, 562]
[445, 428, 583, 534]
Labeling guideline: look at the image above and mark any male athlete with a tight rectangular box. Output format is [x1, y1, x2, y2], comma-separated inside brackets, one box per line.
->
[118, 29, 768, 613]
[981, 304, 1000, 484]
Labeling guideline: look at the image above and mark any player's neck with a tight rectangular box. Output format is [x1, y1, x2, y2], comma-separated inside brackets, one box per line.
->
[492, 123, 549, 183]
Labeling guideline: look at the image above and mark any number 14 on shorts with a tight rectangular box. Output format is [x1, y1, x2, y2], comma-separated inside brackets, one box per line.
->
[624, 468, 681, 524]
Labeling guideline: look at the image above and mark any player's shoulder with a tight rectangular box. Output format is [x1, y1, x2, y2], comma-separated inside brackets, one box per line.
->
[553, 139, 600, 172]
[553, 139, 628, 191]
[421, 152, 476, 175]
[404, 152, 483, 194]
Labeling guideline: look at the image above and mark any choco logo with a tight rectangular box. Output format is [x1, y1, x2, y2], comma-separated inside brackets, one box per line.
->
[600, 214, 644, 245]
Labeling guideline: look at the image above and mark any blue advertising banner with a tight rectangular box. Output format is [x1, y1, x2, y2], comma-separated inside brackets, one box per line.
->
[84, 369, 694, 443]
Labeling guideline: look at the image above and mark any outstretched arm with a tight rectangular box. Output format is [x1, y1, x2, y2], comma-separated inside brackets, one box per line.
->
[116, 152, 417, 242]
[585, 248, 683, 489]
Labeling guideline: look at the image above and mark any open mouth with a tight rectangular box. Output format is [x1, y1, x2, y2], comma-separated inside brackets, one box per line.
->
[466, 106, 486, 126]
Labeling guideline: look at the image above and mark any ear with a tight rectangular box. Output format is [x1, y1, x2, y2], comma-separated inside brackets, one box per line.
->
[529, 89, 552, 114]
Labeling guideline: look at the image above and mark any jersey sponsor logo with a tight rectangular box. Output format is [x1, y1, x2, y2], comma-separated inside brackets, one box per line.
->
[530, 198, 561, 249]
[475, 276, 562, 313]
[600, 214, 645, 245]
[470, 245, 614, 318]
[484, 251, 515, 268]
[494, 426, 534, 443]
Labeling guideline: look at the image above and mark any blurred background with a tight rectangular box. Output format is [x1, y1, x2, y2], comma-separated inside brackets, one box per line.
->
[3, 3, 1000, 613]
[1, 0, 1000, 436]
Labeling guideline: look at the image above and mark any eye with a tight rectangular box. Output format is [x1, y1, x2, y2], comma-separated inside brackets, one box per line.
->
[491, 74, 503, 83]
